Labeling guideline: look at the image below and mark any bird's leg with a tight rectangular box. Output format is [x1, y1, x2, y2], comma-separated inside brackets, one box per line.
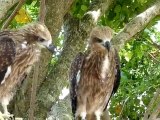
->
[76, 106, 86, 120]
[95, 109, 102, 120]
[2, 99, 11, 116]
[80, 112, 86, 120]
[2, 104, 14, 119]
[1, 99, 14, 119]
[0, 111, 4, 120]
[2, 103, 9, 115]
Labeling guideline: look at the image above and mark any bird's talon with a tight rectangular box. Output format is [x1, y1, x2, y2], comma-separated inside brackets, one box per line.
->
[9, 115, 15, 120]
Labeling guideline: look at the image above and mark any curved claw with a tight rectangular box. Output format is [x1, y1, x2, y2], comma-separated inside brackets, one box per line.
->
[9, 114, 15, 120]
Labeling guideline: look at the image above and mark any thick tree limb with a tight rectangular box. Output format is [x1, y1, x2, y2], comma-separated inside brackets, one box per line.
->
[143, 88, 160, 120]
[112, 0, 160, 49]
[149, 102, 160, 119]
[0, 0, 19, 20]
[45, 0, 74, 39]
[1, 0, 25, 30]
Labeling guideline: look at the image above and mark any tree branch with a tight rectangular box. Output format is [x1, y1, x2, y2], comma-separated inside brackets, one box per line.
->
[112, 0, 160, 49]
[151, 41, 160, 50]
[149, 102, 160, 119]
[38, 0, 46, 23]
[28, 62, 39, 120]
[0, 0, 19, 20]
[143, 88, 160, 120]
[1, 0, 25, 30]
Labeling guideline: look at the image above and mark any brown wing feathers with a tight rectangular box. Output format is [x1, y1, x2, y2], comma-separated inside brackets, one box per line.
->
[69, 52, 85, 117]
[113, 49, 121, 94]
[0, 36, 16, 83]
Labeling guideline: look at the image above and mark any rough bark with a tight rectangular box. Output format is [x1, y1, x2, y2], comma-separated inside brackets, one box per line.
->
[0, 0, 18, 20]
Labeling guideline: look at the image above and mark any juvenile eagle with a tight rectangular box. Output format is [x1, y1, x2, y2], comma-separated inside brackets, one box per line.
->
[0, 22, 55, 118]
[69, 26, 120, 120]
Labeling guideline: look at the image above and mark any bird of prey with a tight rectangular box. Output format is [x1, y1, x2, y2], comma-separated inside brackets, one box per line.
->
[0, 22, 55, 119]
[69, 26, 121, 120]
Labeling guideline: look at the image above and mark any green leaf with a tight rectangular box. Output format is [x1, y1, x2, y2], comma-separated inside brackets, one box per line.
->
[124, 51, 132, 62]
[81, 5, 87, 11]
[114, 5, 121, 13]
[26, 0, 33, 5]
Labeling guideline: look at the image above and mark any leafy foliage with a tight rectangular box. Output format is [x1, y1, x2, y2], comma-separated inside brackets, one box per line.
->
[110, 28, 160, 119]
[100, 0, 156, 31]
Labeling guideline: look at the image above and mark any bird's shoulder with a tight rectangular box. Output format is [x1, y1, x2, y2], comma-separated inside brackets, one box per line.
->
[0, 35, 16, 83]
[70, 52, 85, 76]
[0, 35, 16, 71]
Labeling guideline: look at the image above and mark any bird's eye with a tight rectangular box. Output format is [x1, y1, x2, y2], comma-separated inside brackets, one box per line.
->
[38, 37, 45, 42]
[95, 38, 103, 43]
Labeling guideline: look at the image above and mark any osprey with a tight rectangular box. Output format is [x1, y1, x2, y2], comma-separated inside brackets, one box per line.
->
[69, 26, 120, 120]
[0, 22, 55, 119]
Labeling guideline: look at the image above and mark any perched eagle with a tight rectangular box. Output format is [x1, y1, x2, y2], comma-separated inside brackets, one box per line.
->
[69, 26, 120, 120]
[0, 22, 55, 118]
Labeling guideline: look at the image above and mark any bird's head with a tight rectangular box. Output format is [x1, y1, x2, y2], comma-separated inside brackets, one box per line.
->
[89, 26, 113, 52]
[20, 22, 55, 53]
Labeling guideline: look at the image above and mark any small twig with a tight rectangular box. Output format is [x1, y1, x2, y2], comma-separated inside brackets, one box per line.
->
[150, 38, 160, 50]
[119, 97, 129, 119]
[152, 42, 160, 50]
[28, 62, 39, 120]
[1, 0, 25, 30]
[148, 53, 160, 62]
[38, 0, 46, 23]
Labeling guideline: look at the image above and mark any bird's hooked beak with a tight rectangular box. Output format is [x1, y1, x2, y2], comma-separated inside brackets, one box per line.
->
[46, 44, 56, 53]
[103, 41, 111, 51]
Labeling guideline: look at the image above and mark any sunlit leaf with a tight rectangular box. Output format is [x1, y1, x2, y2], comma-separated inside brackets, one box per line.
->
[15, 8, 31, 23]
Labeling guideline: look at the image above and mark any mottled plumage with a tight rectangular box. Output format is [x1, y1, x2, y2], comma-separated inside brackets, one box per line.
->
[0, 37, 15, 74]
[69, 26, 120, 120]
[0, 22, 55, 117]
